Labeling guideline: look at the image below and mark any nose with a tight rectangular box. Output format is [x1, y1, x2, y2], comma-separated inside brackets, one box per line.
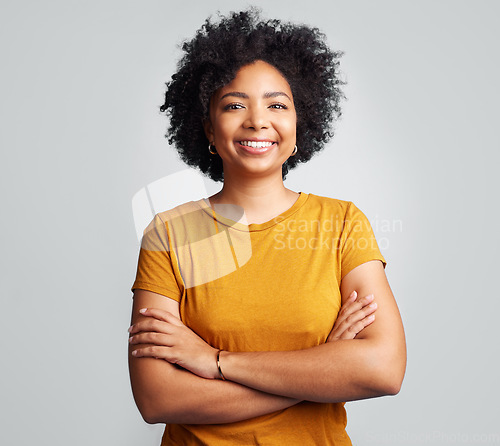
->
[243, 107, 269, 130]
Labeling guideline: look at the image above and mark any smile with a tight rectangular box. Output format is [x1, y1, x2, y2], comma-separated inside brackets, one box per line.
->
[237, 140, 276, 154]
[239, 140, 275, 148]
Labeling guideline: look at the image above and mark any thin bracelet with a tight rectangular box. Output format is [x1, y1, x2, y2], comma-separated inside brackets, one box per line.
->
[216, 349, 226, 381]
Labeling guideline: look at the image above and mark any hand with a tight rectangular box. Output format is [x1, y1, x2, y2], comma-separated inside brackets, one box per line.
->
[129, 308, 219, 379]
[327, 291, 377, 342]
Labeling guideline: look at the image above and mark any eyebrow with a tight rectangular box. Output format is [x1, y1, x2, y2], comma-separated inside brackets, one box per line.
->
[219, 91, 292, 102]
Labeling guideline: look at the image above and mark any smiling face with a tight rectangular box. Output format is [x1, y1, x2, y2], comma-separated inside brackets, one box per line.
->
[204, 60, 297, 180]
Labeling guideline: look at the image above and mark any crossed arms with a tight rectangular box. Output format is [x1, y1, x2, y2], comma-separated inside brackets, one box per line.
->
[128, 260, 406, 424]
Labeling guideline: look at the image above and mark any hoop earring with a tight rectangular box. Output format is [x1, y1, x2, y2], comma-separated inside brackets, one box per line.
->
[291, 145, 298, 156]
[208, 142, 217, 155]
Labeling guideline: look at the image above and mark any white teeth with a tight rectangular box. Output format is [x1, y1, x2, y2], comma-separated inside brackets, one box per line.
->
[240, 141, 274, 148]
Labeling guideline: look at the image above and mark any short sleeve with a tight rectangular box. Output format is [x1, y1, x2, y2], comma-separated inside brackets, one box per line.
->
[340, 202, 387, 280]
[131, 213, 183, 301]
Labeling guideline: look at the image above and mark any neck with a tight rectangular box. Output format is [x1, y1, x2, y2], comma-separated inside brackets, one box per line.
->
[208, 168, 299, 223]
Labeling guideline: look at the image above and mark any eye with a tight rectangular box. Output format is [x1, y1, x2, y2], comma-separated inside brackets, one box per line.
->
[223, 102, 245, 111]
[269, 102, 288, 110]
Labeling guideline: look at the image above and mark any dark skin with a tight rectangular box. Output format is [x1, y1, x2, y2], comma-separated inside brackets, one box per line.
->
[128, 61, 406, 424]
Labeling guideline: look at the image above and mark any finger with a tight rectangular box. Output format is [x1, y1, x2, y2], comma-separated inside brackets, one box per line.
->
[360, 301, 377, 318]
[336, 291, 358, 322]
[337, 294, 375, 322]
[129, 308, 184, 334]
[139, 308, 184, 326]
[345, 314, 376, 339]
[333, 303, 377, 336]
[129, 332, 173, 346]
[342, 302, 377, 327]
[131, 345, 175, 362]
[355, 293, 375, 306]
[347, 290, 357, 303]
[338, 293, 372, 318]
[332, 313, 376, 341]
[129, 318, 176, 335]
[361, 313, 376, 329]
[328, 294, 377, 342]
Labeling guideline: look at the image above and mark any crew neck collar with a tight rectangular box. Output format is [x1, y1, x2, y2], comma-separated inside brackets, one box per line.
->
[196, 192, 308, 232]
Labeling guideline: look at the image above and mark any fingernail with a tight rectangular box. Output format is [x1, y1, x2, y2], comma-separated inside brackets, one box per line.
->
[131, 350, 138, 356]
[128, 326, 133, 333]
[367, 294, 374, 301]
[369, 303, 377, 309]
[139, 308, 147, 314]
[128, 336, 133, 343]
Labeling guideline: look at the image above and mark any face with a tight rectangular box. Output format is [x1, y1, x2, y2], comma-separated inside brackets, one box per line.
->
[204, 60, 297, 180]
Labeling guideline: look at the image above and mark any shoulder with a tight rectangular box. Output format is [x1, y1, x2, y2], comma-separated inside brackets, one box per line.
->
[154, 199, 207, 223]
[303, 192, 356, 216]
[142, 199, 208, 250]
[302, 194, 376, 234]
[145, 199, 213, 234]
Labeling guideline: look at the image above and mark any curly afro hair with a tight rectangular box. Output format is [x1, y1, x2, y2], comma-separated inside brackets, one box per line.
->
[160, 8, 345, 182]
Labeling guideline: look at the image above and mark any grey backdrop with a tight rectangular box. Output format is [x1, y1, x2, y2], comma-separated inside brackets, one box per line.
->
[1, 0, 499, 444]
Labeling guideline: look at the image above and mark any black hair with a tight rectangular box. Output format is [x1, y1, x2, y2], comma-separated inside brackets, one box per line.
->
[160, 8, 344, 182]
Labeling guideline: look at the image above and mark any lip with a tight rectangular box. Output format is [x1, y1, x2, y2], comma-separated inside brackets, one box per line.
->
[238, 138, 275, 142]
[236, 139, 277, 154]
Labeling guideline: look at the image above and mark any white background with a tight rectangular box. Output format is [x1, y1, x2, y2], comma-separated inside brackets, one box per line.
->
[1, 0, 499, 444]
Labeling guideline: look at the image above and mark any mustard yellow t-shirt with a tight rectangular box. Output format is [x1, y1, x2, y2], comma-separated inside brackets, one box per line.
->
[132, 192, 386, 445]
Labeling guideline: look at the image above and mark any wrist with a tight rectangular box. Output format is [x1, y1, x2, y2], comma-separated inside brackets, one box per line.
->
[216, 349, 227, 380]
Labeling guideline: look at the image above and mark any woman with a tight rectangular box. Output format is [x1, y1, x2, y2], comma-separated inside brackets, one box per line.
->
[128, 9, 406, 445]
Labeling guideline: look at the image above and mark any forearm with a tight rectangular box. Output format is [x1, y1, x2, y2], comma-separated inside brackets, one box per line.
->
[219, 338, 405, 403]
[129, 354, 300, 425]
[128, 290, 299, 425]
[215, 261, 406, 403]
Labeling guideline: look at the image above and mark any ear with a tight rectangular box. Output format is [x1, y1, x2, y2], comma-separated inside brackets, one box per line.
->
[203, 118, 214, 143]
